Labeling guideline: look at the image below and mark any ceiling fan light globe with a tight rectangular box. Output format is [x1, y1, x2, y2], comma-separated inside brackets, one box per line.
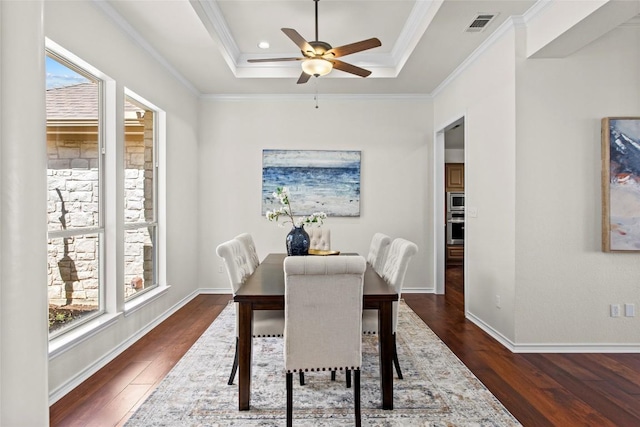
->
[301, 58, 332, 77]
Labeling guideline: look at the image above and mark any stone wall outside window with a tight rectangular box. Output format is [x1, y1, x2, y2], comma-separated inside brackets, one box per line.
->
[47, 114, 152, 307]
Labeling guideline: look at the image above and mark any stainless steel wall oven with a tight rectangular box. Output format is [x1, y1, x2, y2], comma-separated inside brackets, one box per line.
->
[446, 211, 464, 245]
[447, 192, 465, 212]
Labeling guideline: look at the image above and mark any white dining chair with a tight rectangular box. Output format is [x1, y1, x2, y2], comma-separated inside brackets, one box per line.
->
[283, 255, 366, 427]
[216, 238, 284, 385]
[234, 232, 260, 274]
[362, 238, 418, 380]
[307, 227, 331, 250]
[366, 232, 391, 275]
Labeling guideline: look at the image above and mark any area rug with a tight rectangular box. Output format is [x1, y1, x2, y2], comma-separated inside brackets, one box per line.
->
[126, 301, 521, 426]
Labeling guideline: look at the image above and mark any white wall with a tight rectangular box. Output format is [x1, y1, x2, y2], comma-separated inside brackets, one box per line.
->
[434, 26, 519, 342]
[198, 97, 434, 293]
[45, 1, 201, 398]
[1, 2, 50, 425]
[435, 13, 640, 349]
[445, 149, 464, 163]
[514, 26, 640, 346]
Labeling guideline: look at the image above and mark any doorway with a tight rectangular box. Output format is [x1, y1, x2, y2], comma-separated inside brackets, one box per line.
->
[434, 117, 465, 297]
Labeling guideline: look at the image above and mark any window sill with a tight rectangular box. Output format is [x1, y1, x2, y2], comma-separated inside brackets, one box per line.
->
[124, 285, 170, 317]
[49, 312, 122, 360]
[48, 286, 170, 359]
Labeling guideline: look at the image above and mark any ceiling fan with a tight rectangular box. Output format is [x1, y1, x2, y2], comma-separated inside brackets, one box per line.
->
[247, 0, 381, 84]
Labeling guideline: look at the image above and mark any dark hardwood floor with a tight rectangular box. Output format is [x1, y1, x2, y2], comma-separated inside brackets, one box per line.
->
[50, 268, 640, 426]
[49, 294, 232, 427]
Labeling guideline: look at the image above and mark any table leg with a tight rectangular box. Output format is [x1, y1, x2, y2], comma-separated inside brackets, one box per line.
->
[378, 300, 394, 410]
[237, 302, 253, 410]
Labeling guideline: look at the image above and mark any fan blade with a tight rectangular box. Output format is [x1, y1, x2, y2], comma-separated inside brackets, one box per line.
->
[324, 38, 381, 58]
[247, 57, 304, 63]
[282, 28, 316, 56]
[331, 59, 371, 78]
[297, 72, 311, 84]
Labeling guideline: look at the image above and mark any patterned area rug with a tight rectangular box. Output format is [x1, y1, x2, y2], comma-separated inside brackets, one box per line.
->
[126, 301, 521, 426]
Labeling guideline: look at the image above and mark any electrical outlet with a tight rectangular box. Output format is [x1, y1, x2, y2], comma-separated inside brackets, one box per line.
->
[495, 294, 501, 309]
[625, 303, 635, 317]
[218, 266, 224, 274]
[610, 304, 621, 318]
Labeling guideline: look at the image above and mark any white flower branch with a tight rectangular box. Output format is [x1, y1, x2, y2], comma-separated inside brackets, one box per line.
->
[265, 186, 327, 228]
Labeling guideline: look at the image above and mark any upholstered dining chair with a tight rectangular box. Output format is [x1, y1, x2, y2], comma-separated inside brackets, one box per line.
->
[366, 232, 392, 275]
[216, 238, 284, 385]
[362, 238, 418, 380]
[307, 227, 331, 250]
[283, 255, 366, 427]
[234, 232, 260, 274]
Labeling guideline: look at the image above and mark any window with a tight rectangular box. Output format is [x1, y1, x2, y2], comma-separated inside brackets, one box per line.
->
[124, 92, 158, 300]
[45, 40, 166, 343]
[46, 51, 104, 336]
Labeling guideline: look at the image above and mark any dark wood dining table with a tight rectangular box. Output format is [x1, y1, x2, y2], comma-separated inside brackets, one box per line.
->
[233, 253, 398, 411]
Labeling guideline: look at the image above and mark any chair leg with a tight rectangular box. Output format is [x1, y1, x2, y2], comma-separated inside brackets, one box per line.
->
[354, 370, 361, 427]
[227, 337, 239, 385]
[286, 372, 293, 427]
[393, 333, 403, 380]
[346, 369, 351, 388]
[331, 371, 336, 381]
[299, 371, 305, 386]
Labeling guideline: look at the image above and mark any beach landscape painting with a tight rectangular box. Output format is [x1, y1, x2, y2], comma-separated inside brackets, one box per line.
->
[262, 149, 361, 217]
[602, 117, 640, 251]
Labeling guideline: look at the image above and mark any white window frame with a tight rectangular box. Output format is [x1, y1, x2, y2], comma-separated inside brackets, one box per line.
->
[46, 40, 110, 342]
[123, 89, 160, 302]
[46, 38, 168, 356]
[124, 91, 167, 315]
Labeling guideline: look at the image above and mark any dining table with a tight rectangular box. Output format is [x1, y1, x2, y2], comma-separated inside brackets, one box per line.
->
[233, 253, 398, 411]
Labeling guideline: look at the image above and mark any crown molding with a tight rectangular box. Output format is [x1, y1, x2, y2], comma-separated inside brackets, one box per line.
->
[430, 16, 517, 98]
[390, 0, 444, 74]
[191, 0, 442, 79]
[91, 0, 199, 96]
[521, 0, 553, 25]
[430, 0, 548, 98]
[188, 0, 239, 74]
[201, 93, 432, 101]
[91, 0, 552, 99]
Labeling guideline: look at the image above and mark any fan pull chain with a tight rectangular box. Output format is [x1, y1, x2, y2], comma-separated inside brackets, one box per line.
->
[314, 77, 319, 109]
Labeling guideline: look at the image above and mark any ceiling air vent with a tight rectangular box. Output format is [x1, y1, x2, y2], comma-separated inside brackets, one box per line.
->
[465, 14, 496, 33]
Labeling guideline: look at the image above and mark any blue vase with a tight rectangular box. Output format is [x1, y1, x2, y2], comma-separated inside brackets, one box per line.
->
[286, 225, 310, 256]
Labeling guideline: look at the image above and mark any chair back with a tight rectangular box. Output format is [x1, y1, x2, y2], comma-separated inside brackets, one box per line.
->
[381, 238, 418, 332]
[283, 256, 365, 373]
[307, 227, 331, 250]
[366, 232, 391, 274]
[215, 238, 253, 294]
[234, 233, 260, 274]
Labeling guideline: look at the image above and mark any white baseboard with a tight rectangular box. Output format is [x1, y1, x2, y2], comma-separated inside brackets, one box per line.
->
[198, 287, 231, 294]
[402, 286, 435, 293]
[466, 310, 640, 353]
[465, 310, 516, 351]
[512, 343, 640, 353]
[48, 289, 200, 405]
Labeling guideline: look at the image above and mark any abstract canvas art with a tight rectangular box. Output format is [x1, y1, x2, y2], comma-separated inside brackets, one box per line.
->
[601, 117, 640, 251]
[262, 149, 361, 217]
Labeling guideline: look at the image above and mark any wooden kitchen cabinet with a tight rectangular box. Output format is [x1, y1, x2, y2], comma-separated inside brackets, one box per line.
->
[445, 163, 464, 192]
[446, 244, 464, 264]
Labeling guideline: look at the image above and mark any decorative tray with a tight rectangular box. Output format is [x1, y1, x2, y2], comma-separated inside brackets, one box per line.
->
[308, 249, 340, 256]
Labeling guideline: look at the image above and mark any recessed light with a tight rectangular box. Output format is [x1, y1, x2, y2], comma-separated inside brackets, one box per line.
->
[258, 41, 270, 49]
